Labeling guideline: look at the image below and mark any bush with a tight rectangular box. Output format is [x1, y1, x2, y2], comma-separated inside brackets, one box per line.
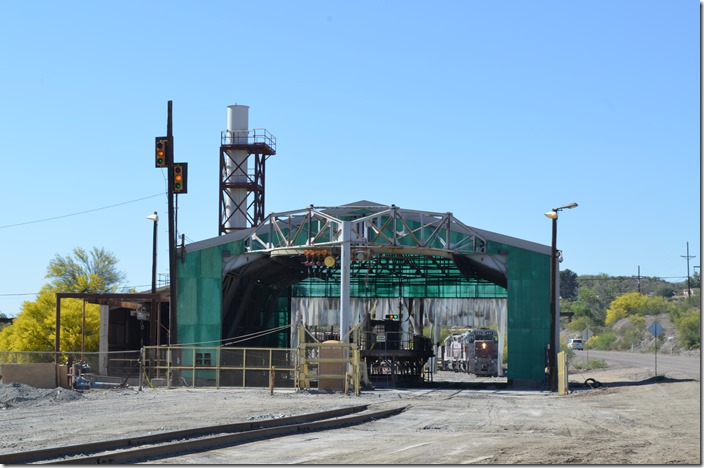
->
[618, 328, 643, 351]
[587, 331, 617, 350]
[564, 316, 590, 333]
[570, 358, 607, 371]
[674, 310, 700, 349]
[611, 315, 646, 350]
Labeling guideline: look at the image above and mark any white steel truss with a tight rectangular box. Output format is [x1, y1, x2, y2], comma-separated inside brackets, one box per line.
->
[243, 204, 486, 255]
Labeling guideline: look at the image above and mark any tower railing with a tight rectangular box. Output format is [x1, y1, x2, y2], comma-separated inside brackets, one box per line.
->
[221, 128, 276, 152]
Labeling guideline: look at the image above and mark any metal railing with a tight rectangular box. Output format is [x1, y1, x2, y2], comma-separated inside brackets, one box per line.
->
[141, 342, 360, 395]
[141, 346, 296, 390]
[221, 128, 276, 151]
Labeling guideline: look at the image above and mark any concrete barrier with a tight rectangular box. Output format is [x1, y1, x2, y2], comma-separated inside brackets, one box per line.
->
[0, 363, 67, 389]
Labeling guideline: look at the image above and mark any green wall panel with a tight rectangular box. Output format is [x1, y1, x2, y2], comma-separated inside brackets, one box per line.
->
[178, 240, 243, 347]
[498, 243, 551, 383]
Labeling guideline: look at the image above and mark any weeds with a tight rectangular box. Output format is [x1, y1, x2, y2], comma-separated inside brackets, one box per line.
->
[570, 358, 607, 371]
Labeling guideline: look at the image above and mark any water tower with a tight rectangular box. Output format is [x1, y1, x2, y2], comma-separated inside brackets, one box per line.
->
[219, 105, 276, 234]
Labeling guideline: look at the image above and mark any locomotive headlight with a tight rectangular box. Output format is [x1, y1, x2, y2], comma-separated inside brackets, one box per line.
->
[481, 342, 487, 349]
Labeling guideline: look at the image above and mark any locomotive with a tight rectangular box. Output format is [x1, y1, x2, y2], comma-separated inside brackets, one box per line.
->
[441, 328, 499, 376]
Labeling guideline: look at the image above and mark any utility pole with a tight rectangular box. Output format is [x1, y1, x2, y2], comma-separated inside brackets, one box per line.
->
[637, 265, 641, 294]
[681, 242, 695, 298]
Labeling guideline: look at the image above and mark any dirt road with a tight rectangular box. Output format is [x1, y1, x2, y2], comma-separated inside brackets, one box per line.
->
[0, 354, 699, 464]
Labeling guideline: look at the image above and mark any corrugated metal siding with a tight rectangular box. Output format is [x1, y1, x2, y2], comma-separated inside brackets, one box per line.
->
[179, 240, 244, 346]
[502, 244, 551, 382]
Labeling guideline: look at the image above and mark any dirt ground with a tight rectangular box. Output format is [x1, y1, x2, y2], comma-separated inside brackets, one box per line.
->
[0, 360, 700, 465]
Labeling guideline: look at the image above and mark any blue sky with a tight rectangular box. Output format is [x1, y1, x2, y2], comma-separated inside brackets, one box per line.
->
[0, 1, 700, 317]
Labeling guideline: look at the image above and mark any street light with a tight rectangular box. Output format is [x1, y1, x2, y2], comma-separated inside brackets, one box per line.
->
[544, 202, 578, 392]
[147, 212, 159, 294]
[146, 211, 160, 357]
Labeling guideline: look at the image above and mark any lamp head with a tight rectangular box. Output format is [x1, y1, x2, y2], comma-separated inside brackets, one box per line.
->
[544, 211, 558, 220]
[147, 212, 159, 222]
[557, 202, 578, 210]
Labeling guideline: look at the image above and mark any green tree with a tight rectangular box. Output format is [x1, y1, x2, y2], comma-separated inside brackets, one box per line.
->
[564, 315, 591, 334]
[654, 283, 677, 298]
[559, 269, 579, 300]
[0, 247, 123, 355]
[570, 287, 608, 326]
[46, 247, 126, 293]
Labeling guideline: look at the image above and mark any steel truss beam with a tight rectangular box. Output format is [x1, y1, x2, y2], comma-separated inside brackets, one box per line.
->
[243, 204, 487, 255]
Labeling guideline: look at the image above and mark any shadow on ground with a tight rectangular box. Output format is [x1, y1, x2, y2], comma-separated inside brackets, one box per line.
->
[571, 375, 697, 390]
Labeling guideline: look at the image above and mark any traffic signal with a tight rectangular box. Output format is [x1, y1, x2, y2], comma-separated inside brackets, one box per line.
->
[173, 163, 188, 194]
[385, 314, 399, 320]
[155, 137, 167, 168]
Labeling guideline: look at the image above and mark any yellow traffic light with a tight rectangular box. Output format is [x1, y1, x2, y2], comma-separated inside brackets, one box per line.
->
[155, 137, 167, 168]
[173, 163, 188, 194]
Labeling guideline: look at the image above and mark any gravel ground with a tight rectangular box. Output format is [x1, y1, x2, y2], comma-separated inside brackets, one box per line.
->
[0, 362, 699, 464]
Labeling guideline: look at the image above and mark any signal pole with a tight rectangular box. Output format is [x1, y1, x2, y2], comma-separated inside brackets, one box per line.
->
[166, 101, 178, 344]
[155, 101, 188, 345]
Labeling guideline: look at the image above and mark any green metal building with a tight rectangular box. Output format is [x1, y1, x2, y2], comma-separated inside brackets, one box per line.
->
[177, 201, 553, 386]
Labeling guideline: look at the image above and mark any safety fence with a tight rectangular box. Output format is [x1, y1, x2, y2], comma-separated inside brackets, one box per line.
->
[141, 339, 361, 395]
[1, 342, 360, 395]
[142, 346, 296, 390]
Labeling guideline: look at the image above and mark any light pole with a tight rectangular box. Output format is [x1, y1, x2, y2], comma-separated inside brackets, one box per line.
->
[147, 212, 159, 294]
[544, 202, 578, 392]
[147, 212, 159, 353]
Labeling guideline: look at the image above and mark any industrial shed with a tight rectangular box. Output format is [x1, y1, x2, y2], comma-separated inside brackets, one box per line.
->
[177, 201, 554, 387]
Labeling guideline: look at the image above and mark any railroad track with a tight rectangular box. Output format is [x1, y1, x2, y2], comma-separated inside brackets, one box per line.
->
[0, 404, 407, 464]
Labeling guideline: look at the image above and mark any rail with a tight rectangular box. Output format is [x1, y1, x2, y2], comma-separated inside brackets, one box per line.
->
[0, 405, 407, 464]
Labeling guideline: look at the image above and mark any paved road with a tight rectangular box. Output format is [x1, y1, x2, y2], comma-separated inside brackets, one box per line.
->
[571, 349, 700, 379]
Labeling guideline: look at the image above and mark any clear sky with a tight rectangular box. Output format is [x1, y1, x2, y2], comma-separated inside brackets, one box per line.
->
[0, 1, 700, 317]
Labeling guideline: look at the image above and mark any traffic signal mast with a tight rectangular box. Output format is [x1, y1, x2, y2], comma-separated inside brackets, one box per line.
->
[153, 101, 188, 345]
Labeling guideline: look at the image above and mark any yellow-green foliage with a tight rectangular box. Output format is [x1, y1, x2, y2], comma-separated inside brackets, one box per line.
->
[605, 292, 646, 326]
[0, 286, 100, 353]
[605, 292, 674, 326]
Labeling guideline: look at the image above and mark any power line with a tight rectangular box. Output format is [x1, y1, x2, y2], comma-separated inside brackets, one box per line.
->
[0, 193, 165, 229]
[0, 284, 157, 299]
